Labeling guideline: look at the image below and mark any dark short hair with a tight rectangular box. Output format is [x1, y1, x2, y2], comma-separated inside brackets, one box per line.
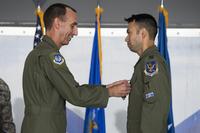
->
[125, 14, 157, 40]
[44, 3, 77, 30]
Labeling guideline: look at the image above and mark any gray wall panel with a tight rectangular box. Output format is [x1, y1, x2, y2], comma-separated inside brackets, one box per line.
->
[0, 0, 199, 28]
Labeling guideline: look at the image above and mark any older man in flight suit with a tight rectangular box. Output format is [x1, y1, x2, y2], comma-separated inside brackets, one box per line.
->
[21, 3, 131, 133]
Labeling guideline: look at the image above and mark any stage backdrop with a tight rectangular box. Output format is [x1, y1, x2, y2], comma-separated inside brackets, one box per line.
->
[0, 27, 200, 133]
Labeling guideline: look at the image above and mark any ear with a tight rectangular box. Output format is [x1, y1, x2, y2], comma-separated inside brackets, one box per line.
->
[140, 28, 147, 39]
[53, 18, 61, 30]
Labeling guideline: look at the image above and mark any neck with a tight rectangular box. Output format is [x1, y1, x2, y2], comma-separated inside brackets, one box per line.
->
[139, 39, 154, 56]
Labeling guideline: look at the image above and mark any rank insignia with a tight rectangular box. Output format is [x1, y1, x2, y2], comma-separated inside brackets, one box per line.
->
[144, 60, 158, 77]
[53, 53, 64, 65]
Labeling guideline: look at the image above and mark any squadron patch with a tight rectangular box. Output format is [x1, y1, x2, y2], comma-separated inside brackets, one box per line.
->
[144, 60, 158, 77]
[53, 53, 64, 65]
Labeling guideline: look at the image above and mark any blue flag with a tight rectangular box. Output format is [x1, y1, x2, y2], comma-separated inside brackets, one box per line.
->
[83, 6, 106, 133]
[33, 6, 44, 48]
[158, 6, 175, 133]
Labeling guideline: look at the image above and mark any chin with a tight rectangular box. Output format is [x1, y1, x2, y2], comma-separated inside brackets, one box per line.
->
[129, 48, 136, 53]
[62, 41, 69, 46]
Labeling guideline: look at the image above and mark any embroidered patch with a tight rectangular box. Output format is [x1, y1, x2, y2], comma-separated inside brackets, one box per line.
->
[144, 60, 158, 77]
[53, 53, 64, 65]
[145, 92, 155, 99]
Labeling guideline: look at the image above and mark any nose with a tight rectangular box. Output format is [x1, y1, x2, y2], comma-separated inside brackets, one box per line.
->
[73, 26, 78, 36]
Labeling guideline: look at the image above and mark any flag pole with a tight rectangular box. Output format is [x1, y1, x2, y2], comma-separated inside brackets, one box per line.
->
[161, 0, 164, 8]
[159, 0, 168, 27]
[97, 0, 100, 7]
[36, 5, 45, 34]
[95, 3, 103, 78]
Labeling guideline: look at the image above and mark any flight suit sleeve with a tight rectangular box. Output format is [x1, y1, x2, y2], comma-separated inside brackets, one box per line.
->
[140, 56, 170, 133]
[0, 80, 16, 133]
[39, 52, 109, 108]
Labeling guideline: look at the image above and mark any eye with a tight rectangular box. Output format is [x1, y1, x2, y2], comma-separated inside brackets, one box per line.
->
[71, 24, 77, 29]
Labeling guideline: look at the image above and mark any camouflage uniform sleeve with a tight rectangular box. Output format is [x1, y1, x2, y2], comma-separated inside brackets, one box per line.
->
[0, 79, 16, 133]
[140, 56, 170, 133]
[39, 52, 109, 107]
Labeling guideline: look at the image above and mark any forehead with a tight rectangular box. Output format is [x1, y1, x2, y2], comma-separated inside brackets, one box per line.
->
[65, 8, 77, 22]
[128, 21, 137, 30]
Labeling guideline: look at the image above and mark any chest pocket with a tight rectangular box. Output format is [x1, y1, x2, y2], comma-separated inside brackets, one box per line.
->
[130, 69, 145, 98]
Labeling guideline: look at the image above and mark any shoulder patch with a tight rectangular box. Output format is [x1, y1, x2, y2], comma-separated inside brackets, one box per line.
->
[53, 53, 64, 65]
[144, 60, 158, 77]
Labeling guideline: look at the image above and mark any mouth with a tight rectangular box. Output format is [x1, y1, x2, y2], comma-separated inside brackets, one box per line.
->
[67, 36, 73, 42]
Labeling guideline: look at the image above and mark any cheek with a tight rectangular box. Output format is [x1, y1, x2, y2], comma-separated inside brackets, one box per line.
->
[128, 34, 134, 42]
[129, 35, 136, 43]
[61, 25, 70, 34]
[59, 28, 66, 36]
[65, 29, 73, 37]
[62, 28, 70, 37]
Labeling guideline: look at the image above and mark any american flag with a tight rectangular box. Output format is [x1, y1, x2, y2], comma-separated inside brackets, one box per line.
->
[33, 6, 45, 48]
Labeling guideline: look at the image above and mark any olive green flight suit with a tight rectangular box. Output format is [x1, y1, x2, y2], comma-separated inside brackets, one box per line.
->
[127, 46, 171, 133]
[21, 35, 109, 133]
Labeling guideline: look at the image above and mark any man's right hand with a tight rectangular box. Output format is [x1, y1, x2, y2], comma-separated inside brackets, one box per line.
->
[106, 80, 131, 97]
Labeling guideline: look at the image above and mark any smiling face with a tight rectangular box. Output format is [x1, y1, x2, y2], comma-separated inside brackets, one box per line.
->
[58, 8, 78, 46]
[125, 21, 142, 54]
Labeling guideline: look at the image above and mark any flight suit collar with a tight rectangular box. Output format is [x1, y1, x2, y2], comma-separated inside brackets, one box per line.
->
[134, 45, 157, 67]
[42, 35, 59, 51]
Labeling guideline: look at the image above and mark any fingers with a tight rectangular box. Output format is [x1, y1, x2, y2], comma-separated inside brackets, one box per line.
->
[107, 80, 131, 97]
[119, 83, 131, 97]
[107, 80, 129, 88]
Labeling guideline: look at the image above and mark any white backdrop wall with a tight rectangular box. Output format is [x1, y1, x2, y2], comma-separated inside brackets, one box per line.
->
[0, 27, 200, 133]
